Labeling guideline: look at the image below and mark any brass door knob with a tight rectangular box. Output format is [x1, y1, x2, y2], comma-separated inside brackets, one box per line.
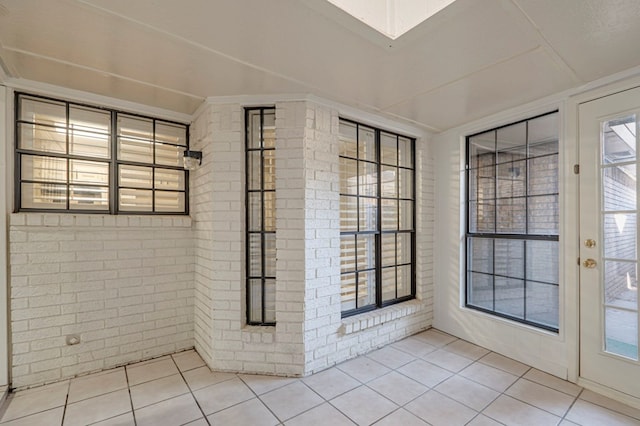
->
[583, 258, 597, 268]
[585, 239, 596, 248]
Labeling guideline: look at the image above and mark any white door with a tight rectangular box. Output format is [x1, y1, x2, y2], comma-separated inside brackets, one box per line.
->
[579, 87, 640, 399]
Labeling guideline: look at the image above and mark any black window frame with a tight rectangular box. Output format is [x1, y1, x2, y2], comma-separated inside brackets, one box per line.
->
[14, 92, 190, 215]
[465, 110, 560, 332]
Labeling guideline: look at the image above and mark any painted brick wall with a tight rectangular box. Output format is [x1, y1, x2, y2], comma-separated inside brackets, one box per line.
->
[9, 213, 194, 388]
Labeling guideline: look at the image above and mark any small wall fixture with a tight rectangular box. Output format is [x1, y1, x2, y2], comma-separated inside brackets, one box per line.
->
[183, 150, 202, 170]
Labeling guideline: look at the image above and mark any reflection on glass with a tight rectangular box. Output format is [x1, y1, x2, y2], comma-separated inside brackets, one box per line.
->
[264, 233, 276, 277]
[248, 234, 261, 276]
[341, 273, 357, 311]
[495, 277, 524, 319]
[527, 195, 558, 234]
[340, 157, 357, 195]
[528, 155, 558, 196]
[603, 165, 636, 211]
[603, 115, 636, 164]
[497, 197, 526, 233]
[468, 237, 493, 274]
[468, 272, 493, 311]
[525, 282, 558, 328]
[264, 279, 276, 323]
[356, 235, 376, 271]
[249, 279, 262, 323]
[497, 122, 526, 163]
[605, 308, 638, 360]
[341, 235, 357, 273]
[358, 271, 376, 307]
[359, 127, 376, 162]
[381, 133, 397, 165]
[604, 213, 636, 260]
[494, 239, 524, 279]
[381, 267, 396, 302]
[497, 161, 526, 198]
[526, 240, 558, 284]
[604, 261, 638, 310]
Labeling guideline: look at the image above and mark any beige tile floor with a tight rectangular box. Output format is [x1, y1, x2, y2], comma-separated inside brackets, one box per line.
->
[1, 329, 639, 425]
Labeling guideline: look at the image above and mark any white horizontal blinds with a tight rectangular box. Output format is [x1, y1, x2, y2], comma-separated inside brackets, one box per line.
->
[116, 114, 187, 213]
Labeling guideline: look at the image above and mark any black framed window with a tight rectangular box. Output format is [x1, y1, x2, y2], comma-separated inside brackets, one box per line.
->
[15, 93, 189, 214]
[339, 118, 415, 317]
[245, 107, 276, 325]
[466, 111, 559, 332]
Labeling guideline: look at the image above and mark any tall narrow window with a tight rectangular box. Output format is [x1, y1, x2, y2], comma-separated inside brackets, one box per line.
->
[466, 111, 559, 331]
[339, 119, 415, 316]
[246, 107, 276, 325]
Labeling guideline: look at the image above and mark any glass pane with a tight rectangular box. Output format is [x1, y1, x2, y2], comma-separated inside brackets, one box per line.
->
[248, 233, 262, 276]
[19, 123, 67, 153]
[357, 271, 376, 308]
[497, 161, 526, 198]
[264, 279, 276, 323]
[603, 165, 636, 211]
[263, 112, 276, 149]
[359, 161, 377, 197]
[155, 169, 185, 190]
[525, 282, 558, 329]
[400, 200, 413, 230]
[494, 239, 524, 279]
[263, 191, 275, 231]
[356, 235, 376, 271]
[398, 137, 413, 168]
[70, 160, 109, 185]
[119, 165, 152, 188]
[68, 106, 110, 158]
[469, 166, 495, 202]
[469, 131, 495, 169]
[497, 122, 526, 163]
[155, 142, 183, 167]
[603, 115, 636, 164]
[528, 155, 558, 196]
[249, 111, 261, 149]
[339, 121, 357, 158]
[381, 267, 396, 302]
[119, 188, 152, 212]
[605, 308, 638, 360]
[604, 261, 638, 310]
[399, 169, 413, 199]
[264, 233, 276, 277]
[248, 151, 262, 191]
[20, 96, 66, 126]
[118, 137, 153, 163]
[248, 192, 262, 231]
[359, 197, 377, 231]
[526, 240, 558, 284]
[70, 132, 110, 159]
[69, 185, 109, 210]
[21, 182, 67, 209]
[341, 235, 357, 273]
[21, 155, 67, 182]
[248, 279, 262, 323]
[341, 273, 357, 311]
[528, 113, 559, 156]
[358, 126, 376, 162]
[397, 264, 412, 298]
[397, 233, 411, 265]
[340, 157, 357, 195]
[495, 277, 524, 319]
[381, 132, 397, 165]
[69, 105, 109, 132]
[496, 197, 526, 233]
[156, 122, 187, 146]
[381, 199, 398, 231]
[340, 195, 358, 232]
[118, 115, 153, 141]
[263, 149, 275, 190]
[528, 195, 559, 234]
[155, 191, 184, 213]
[467, 272, 493, 310]
[468, 237, 493, 274]
[381, 166, 397, 198]
[469, 201, 495, 233]
[381, 234, 396, 267]
[604, 213, 636, 260]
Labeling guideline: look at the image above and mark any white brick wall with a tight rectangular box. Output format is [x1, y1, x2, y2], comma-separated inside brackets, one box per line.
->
[8, 213, 194, 388]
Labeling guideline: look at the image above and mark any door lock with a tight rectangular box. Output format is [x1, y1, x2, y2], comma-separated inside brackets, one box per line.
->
[584, 239, 596, 248]
[583, 258, 597, 268]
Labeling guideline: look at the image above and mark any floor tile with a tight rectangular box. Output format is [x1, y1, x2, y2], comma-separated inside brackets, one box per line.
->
[483, 395, 560, 426]
[434, 375, 499, 411]
[336, 357, 391, 383]
[522, 369, 582, 397]
[479, 352, 530, 376]
[192, 377, 254, 415]
[374, 408, 429, 425]
[259, 381, 323, 421]
[63, 389, 131, 426]
[367, 371, 428, 405]
[397, 359, 452, 387]
[68, 368, 127, 403]
[558, 420, 581, 426]
[413, 329, 457, 347]
[443, 340, 490, 361]
[579, 389, 640, 421]
[182, 366, 236, 391]
[405, 390, 477, 426]
[366, 346, 416, 369]
[183, 419, 208, 426]
[126, 358, 179, 386]
[459, 362, 518, 393]
[134, 393, 202, 426]
[171, 350, 205, 372]
[422, 348, 474, 373]
[466, 414, 504, 426]
[567, 400, 640, 425]
[284, 402, 355, 426]
[208, 398, 279, 426]
[331, 386, 398, 425]
[0, 382, 68, 422]
[505, 378, 576, 417]
[91, 412, 135, 426]
[130, 374, 189, 409]
[239, 373, 298, 395]
[391, 337, 437, 357]
[0, 407, 63, 426]
[302, 367, 360, 400]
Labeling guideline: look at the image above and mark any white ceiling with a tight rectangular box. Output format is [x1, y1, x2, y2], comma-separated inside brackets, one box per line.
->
[1, 0, 639, 132]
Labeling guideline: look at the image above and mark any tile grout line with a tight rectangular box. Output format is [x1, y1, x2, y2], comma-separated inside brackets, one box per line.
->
[59, 381, 70, 426]
[169, 353, 211, 426]
[124, 364, 138, 426]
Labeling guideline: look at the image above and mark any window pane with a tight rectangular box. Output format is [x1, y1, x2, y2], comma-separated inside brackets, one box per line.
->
[264, 279, 276, 323]
[399, 169, 413, 199]
[605, 308, 638, 360]
[397, 233, 411, 265]
[381, 199, 397, 230]
[528, 195, 558, 235]
[381, 132, 397, 165]
[469, 166, 495, 202]
[20, 96, 65, 124]
[69, 106, 110, 158]
[264, 233, 276, 277]
[248, 279, 263, 323]
[528, 155, 558, 196]
[359, 126, 376, 162]
[119, 188, 152, 211]
[248, 151, 262, 191]
[526, 282, 558, 329]
[400, 200, 413, 230]
[248, 111, 261, 149]
[397, 264, 412, 298]
[263, 112, 276, 149]
[526, 240, 558, 284]
[468, 272, 493, 310]
[381, 234, 396, 267]
[341, 235, 357, 273]
[494, 239, 524, 279]
[70, 185, 109, 210]
[340, 195, 358, 232]
[359, 161, 377, 196]
[358, 271, 376, 308]
[495, 277, 524, 319]
[604, 261, 638, 310]
[528, 113, 559, 156]
[398, 137, 413, 168]
[603, 165, 636, 211]
[496, 197, 526, 233]
[248, 192, 262, 231]
[118, 137, 153, 163]
[263, 191, 275, 231]
[155, 143, 183, 167]
[248, 234, 262, 277]
[604, 213, 636, 261]
[469, 201, 495, 233]
[22, 155, 67, 182]
[155, 191, 184, 213]
[359, 197, 377, 231]
[497, 160, 526, 198]
[19, 123, 67, 154]
[119, 165, 152, 188]
[469, 131, 495, 169]
[21, 182, 67, 209]
[341, 273, 357, 311]
[497, 122, 526, 163]
[340, 157, 357, 195]
[339, 121, 357, 157]
[118, 115, 153, 141]
[356, 235, 376, 271]
[467, 237, 493, 274]
[156, 122, 187, 146]
[381, 267, 396, 302]
[381, 166, 397, 198]
[263, 149, 275, 190]
[603, 115, 636, 164]
[70, 160, 108, 185]
[155, 169, 185, 191]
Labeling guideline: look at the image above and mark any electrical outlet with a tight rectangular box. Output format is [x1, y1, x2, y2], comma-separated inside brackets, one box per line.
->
[66, 334, 81, 345]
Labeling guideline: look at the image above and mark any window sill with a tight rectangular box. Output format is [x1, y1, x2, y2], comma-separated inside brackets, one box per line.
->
[9, 213, 192, 228]
[340, 299, 423, 335]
